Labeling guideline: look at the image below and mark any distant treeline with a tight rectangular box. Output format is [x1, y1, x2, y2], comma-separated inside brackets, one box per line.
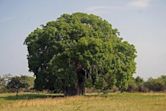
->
[127, 75, 166, 92]
[0, 74, 166, 94]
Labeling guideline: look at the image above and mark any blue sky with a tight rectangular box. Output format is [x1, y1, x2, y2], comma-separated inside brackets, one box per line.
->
[0, 0, 166, 79]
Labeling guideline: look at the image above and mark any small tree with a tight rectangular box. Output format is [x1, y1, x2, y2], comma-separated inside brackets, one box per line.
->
[7, 76, 29, 96]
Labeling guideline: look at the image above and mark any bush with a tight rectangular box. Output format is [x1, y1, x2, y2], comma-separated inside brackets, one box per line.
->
[144, 76, 166, 92]
[127, 78, 138, 92]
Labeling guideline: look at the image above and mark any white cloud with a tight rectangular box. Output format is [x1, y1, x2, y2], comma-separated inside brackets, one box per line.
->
[84, 0, 153, 17]
[86, 6, 123, 12]
[84, 5, 127, 16]
[129, 0, 152, 8]
[85, 6, 110, 15]
[85, 0, 153, 15]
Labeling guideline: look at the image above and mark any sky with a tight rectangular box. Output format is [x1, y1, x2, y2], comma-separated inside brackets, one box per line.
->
[0, 0, 166, 79]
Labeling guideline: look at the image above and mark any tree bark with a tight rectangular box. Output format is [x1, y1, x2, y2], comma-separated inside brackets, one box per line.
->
[64, 87, 77, 96]
[76, 68, 85, 95]
[64, 68, 85, 96]
[16, 89, 19, 97]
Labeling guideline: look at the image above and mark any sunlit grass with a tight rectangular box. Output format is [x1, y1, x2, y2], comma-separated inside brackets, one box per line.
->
[0, 92, 166, 111]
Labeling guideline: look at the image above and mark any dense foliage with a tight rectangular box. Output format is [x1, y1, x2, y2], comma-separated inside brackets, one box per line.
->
[25, 12, 137, 95]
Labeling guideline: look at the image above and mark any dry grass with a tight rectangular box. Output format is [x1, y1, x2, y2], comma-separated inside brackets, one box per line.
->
[0, 93, 166, 111]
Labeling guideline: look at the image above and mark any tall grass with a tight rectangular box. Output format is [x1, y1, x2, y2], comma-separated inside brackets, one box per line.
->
[0, 92, 166, 111]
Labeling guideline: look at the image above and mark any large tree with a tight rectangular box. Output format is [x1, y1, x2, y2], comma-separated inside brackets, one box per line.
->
[24, 12, 136, 95]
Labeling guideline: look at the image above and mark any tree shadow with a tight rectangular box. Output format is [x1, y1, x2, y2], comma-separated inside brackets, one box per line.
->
[0, 93, 64, 101]
[85, 93, 105, 97]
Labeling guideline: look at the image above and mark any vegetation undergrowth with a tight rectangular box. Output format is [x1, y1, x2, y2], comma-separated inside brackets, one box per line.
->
[0, 92, 166, 111]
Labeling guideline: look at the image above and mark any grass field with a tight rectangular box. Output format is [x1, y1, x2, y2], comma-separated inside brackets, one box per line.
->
[0, 92, 166, 111]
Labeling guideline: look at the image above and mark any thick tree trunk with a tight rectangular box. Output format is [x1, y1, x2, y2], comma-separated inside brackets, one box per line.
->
[64, 87, 77, 96]
[16, 89, 19, 97]
[64, 68, 86, 96]
[76, 68, 85, 95]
